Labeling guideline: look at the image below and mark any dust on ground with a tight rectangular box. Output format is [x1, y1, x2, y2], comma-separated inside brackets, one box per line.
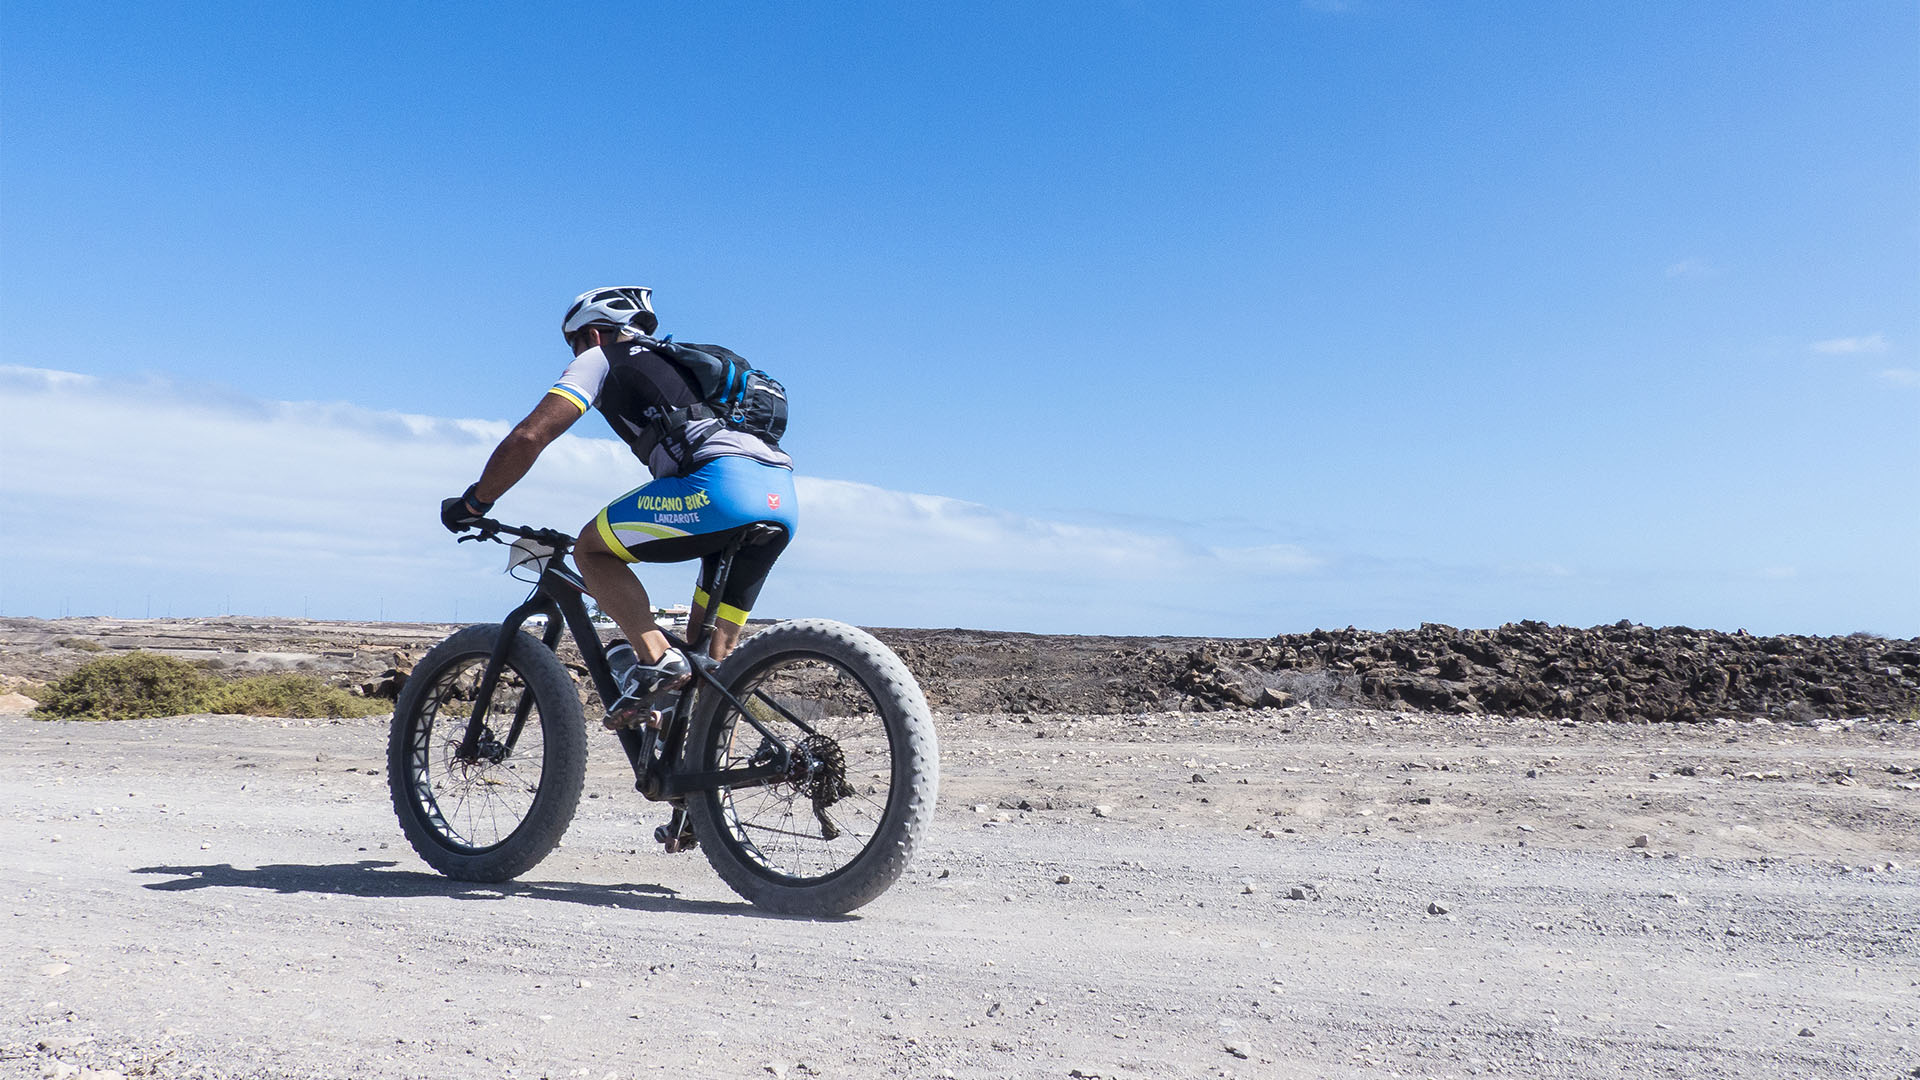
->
[2, 616, 1917, 1078]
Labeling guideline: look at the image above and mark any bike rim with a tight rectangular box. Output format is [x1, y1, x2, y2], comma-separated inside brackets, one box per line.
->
[405, 654, 550, 854]
[708, 653, 900, 884]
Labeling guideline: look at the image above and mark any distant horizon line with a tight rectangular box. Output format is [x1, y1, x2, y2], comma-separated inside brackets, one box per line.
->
[4, 612, 1912, 644]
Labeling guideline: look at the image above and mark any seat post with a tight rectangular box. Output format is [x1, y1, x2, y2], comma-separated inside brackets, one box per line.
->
[690, 537, 743, 656]
[689, 523, 785, 656]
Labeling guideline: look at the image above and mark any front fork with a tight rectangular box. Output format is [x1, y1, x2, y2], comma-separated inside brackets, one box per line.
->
[454, 595, 561, 763]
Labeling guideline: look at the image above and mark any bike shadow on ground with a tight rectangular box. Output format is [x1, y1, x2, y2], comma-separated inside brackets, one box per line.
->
[129, 860, 856, 922]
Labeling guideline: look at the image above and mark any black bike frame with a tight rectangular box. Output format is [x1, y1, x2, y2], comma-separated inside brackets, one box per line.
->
[452, 522, 819, 804]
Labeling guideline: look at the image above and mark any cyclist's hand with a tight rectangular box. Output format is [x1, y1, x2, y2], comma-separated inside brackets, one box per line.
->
[440, 484, 494, 533]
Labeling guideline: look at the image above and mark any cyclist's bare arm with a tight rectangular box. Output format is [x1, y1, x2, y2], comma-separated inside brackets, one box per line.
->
[473, 395, 581, 503]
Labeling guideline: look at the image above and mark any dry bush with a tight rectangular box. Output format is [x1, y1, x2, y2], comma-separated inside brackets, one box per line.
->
[201, 673, 386, 719]
[32, 652, 385, 721]
[33, 652, 209, 720]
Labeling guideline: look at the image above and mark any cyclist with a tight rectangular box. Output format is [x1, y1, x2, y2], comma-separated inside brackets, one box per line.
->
[441, 286, 798, 729]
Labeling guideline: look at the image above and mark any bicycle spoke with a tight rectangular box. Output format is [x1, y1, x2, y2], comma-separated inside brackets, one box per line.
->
[408, 658, 548, 852]
[709, 656, 895, 882]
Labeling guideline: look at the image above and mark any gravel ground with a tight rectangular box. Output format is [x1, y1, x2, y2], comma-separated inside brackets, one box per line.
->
[3, 700, 1916, 1080]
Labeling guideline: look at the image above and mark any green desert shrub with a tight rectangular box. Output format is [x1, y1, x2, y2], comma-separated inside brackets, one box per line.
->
[53, 637, 106, 652]
[201, 672, 386, 719]
[32, 652, 386, 721]
[32, 652, 210, 720]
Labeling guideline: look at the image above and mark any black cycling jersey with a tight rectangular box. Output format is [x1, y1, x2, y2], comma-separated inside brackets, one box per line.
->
[548, 337, 790, 478]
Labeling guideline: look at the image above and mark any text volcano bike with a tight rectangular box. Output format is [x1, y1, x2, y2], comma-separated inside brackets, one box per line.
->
[386, 517, 939, 915]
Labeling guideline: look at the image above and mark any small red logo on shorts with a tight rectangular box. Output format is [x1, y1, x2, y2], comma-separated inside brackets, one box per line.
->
[766, 493, 781, 510]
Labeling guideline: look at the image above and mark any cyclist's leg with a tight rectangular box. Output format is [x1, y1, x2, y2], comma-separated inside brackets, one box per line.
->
[577, 469, 722, 663]
[586, 456, 797, 660]
[684, 456, 797, 658]
[690, 528, 790, 661]
[575, 520, 671, 663]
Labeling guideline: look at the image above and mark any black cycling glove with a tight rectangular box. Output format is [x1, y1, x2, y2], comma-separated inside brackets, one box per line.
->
[440, 483, 494, 533]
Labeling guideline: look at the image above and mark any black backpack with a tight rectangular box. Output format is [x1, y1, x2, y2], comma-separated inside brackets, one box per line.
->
[645, 338, 789, 455]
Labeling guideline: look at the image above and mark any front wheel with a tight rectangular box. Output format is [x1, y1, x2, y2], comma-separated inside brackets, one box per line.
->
[387, 623, 586, 882]
[684, 619, 939, 915]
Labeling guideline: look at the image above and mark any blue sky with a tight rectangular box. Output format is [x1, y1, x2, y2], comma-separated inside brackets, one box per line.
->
[3, 2, 1916, 635]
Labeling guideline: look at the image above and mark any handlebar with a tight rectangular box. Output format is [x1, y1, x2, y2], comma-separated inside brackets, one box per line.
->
[455, 517, 577, 552]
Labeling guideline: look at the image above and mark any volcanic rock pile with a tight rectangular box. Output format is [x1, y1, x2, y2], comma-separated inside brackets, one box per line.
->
[1153, 621, 1920, 722]
[871, 622, 1920, 723]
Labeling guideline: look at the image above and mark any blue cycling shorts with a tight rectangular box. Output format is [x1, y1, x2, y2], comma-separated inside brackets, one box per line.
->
[593, 455, 799, 622]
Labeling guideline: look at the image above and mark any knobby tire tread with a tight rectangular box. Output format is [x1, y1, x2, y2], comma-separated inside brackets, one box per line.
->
[386, 623, 586, 882]
[685, 619, 939, 915]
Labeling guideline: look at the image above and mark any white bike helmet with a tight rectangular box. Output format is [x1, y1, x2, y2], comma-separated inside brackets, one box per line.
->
[562, 286, 658, 342]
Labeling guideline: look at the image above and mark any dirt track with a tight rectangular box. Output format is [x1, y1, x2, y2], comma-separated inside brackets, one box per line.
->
[4, 693, 1917, 1079]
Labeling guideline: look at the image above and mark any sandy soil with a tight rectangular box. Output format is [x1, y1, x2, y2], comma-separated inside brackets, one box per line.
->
[3, 691, 1916, 1079]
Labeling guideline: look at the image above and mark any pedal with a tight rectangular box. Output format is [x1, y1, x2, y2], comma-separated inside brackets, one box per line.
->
[654, 806, 697, 853]
[653, 822, 698, 853]
[602, 706, 669, 732]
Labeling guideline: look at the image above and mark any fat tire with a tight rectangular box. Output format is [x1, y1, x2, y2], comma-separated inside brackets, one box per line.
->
[685, 619, 939, 915]
[387, 623, 586, 882]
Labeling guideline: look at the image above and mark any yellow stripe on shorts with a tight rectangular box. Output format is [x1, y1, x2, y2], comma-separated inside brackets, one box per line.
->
[692, 588, 749, 625]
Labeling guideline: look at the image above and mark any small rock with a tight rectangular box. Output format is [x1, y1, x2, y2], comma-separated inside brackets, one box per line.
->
[1092, 805, 1112, 818]
[1056, 874, 1073, 885]
[1427, 901, 1450, 915]
[1797, 1027, 1814, 1037]
[1629, 834, 1650, 849]
[1191, 773, 1208, 784]
[1241, 880, 1258, 895]
[1257, 687, 1295, 709]
[1224, 1041, 1252, 1060]
[1287, 886, 1308, 901]
[764, 1063, 788, 1079]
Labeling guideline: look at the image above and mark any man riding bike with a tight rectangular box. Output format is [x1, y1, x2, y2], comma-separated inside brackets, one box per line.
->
[441, 286, 798, 729]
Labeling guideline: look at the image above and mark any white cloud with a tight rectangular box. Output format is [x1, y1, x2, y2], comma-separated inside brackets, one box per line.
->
[1664, 258, 1716, 280]
[1811, 334, 1889, 355]
[1876, 368, 1920, 388]
[0, 366, 1323, 632]
[1501, 561, 1574, 579]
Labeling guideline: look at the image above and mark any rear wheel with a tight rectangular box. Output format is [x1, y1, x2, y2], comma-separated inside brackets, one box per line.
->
[684, 619, 939, 915]
[387, 623, 586, 882]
